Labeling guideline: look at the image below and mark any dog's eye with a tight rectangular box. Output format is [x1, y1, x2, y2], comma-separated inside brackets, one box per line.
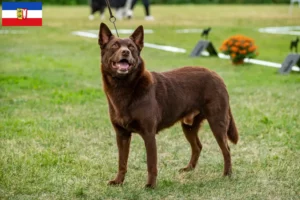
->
[128, 45, 135, 50]
[112, 43, 119, 48]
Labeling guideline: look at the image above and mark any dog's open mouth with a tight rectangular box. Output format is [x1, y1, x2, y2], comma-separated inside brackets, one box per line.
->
[112, 59, 132, 74]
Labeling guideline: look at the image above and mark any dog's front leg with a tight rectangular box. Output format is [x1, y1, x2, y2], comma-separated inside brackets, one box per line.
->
[108, 125, 132, 186]
[141, 133, 157, 188]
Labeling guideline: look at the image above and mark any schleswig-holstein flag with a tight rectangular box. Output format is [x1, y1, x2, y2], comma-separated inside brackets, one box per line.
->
[2, 2, 42, 26]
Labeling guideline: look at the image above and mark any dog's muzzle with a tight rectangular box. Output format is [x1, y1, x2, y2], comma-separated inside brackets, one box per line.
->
[112, 58, 132, 74]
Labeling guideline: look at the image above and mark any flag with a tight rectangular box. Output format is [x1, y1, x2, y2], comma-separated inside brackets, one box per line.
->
[2, 2, 42, 26]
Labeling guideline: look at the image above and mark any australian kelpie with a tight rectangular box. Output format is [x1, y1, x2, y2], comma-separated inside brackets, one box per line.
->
[98, 23, 239, 188]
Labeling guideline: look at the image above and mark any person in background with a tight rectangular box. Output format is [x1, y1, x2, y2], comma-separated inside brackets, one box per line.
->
[126, 0, 154, 21]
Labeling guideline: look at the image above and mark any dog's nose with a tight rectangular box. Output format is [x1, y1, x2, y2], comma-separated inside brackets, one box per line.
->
[122, 49, 130, 56]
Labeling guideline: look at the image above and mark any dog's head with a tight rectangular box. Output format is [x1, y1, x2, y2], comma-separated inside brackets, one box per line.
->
[98, 23, 144, 77]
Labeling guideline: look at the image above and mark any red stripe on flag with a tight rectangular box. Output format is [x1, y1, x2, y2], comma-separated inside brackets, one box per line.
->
[2, 18, 42, 26]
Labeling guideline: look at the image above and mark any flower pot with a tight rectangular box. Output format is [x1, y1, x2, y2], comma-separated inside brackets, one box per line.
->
[232, 59, 244, 65]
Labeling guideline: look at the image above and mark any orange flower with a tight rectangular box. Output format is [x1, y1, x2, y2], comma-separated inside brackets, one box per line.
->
[220, 46, 227, 51]
[243, 42, 250, 47]
[239, 49, 247, 55]
[219, 34, 258, 63]
[231, 46, 239, 52]
[248, 46, 256, 52]
[223, 39, 230, 45]
[235, 42, 240, 46]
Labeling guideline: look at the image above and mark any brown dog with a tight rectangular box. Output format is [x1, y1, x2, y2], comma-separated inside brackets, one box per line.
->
[98, 23, 239, 188]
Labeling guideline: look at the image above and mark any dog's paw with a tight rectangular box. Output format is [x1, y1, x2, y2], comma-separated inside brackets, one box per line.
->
[145, 183, 156, 189]
[179, 166, 194, 173]
[223, 170, 232, 177]
[108, 180, 123, 186]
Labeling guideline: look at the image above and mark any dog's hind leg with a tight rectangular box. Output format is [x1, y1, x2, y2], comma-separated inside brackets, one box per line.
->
[180, 113, 205, 172]
[206, 111, 232, 176]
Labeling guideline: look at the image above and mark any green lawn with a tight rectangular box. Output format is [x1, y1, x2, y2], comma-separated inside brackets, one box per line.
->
[1, 4, 300, 200]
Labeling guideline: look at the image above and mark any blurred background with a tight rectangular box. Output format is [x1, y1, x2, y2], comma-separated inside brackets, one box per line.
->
[1, 0, 300, 199]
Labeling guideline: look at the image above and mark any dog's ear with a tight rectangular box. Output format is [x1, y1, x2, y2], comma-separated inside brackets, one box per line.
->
[130, 25, 144, 51]
[99, 23, 113, 48]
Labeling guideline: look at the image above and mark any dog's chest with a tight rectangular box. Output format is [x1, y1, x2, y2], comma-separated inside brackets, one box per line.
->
[107, 94, 141, 132]
[112, 112, 141, 132]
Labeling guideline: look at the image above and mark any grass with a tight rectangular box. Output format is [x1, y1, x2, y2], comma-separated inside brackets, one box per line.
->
[1, 4, 300, 200]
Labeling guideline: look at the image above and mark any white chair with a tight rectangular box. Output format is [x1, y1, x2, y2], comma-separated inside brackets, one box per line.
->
[289, 0, 300, 14]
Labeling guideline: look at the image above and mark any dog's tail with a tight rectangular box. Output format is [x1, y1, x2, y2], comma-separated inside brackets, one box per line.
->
[227, 108, 239, 144]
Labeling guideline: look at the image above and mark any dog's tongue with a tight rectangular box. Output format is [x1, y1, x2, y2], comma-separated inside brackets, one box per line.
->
[117, 61, 129, 70]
